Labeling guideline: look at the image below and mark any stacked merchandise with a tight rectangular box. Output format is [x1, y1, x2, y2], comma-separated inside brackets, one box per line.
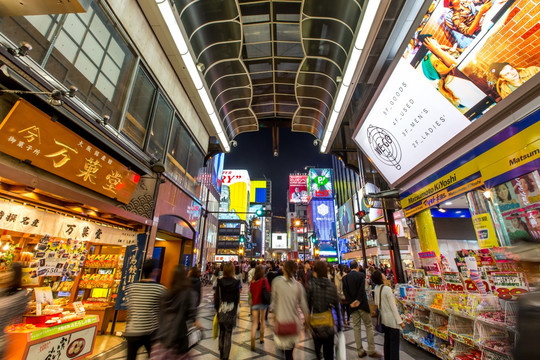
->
[395, 247, 527, 360]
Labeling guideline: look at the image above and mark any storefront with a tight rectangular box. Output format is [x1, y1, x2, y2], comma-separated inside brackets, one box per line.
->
[0, 98, 153, 359]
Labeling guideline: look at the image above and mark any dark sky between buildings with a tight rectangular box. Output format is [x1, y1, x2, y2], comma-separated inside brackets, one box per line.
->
[224, 127, 332, 231]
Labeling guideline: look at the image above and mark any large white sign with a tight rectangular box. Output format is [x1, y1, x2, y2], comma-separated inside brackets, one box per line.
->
[26, 326, 96, 360]
[221, 170, 251, 188]
[0, 199, 138, 245]
[354, 58, 471, 184]
[272, 233, 288, 249]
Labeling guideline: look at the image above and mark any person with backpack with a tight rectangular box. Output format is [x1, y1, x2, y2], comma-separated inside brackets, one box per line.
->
[249, 265, 271, 350]
[151, 266, 202, 359]
[307, 261, 341, 360]
[214, 262, 240, 360]
[372, 270, 404, 360]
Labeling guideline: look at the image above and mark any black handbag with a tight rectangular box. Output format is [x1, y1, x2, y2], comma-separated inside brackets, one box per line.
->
[261, 279, 271, 305]
[373, 285, 384, 333]
[217, 284, 236, 329]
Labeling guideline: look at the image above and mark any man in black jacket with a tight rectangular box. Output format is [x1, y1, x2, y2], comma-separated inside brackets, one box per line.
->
[342, 261, 381, 358]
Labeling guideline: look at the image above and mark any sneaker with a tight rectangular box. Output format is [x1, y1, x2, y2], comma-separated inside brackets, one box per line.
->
[368, 351, 382, 358]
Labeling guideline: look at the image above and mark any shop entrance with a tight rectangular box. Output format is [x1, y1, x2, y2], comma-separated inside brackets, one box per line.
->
[153, 230, 185, 287]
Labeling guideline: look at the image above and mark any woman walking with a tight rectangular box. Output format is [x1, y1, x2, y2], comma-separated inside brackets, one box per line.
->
[249, 265, 271, 350]
[152, 266, 202, 359]
[307, 261, 341, 360]
[272, 260, 309, 360]
[334, 264, 350, 326]
[188, 266, 202, 307]
[214, 262, 240, 360]
[372, 270, 405, 360]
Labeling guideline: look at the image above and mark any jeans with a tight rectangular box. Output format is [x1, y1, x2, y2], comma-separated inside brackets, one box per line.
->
[126, 331, 155, 360]
[351, 309, 375, 354]
[219, 325, 233, 360]
[382, 324, 400, 360]
[313, 336, 334, 360]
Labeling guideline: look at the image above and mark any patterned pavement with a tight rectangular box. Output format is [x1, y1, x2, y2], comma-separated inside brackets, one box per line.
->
[91, 282, 435, 360]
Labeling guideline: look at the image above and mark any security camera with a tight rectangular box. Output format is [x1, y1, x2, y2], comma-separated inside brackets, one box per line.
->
[67, 85, 78, 97]
[196, 62, 205, 72]
[102, 115, 110, 126]
[230, 140, 238, 147]
[18, 42, 32, 57]
[273, 150, 279, 157]
[313, 139, 321, 146]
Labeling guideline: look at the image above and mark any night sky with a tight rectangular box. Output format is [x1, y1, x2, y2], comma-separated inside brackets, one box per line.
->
[224, 127, 332, 231]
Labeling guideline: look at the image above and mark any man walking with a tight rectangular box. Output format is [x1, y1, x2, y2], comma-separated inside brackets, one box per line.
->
[125, 259, 167, 360]
[343, 260, 381, 358]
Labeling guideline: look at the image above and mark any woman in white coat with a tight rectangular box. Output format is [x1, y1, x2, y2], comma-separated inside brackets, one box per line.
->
[372, 270, 405, 360]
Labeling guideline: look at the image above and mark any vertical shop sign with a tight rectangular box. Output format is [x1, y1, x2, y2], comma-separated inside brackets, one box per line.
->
[115, 233, 146, 310]
[472, 214, 500, 248]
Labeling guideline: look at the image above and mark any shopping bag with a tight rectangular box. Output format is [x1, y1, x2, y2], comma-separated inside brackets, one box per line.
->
[212, 314, 219, 339]
[336, 331, 346, 360]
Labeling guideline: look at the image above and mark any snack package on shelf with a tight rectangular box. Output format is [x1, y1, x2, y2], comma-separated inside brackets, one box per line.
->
[85, 254, 119, 268]
[83, 297, 110, 310]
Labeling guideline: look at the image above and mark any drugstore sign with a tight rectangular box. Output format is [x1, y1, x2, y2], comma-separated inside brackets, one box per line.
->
[401, 108, 540, 214]
[0, 99, 140, 204]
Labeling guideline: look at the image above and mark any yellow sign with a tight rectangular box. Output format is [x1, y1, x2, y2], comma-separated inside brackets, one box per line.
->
[0, 100, 140, 204]
[472, 213, 500, 248]
[404, 178, 484, 217]
[402, 120, 540, 208]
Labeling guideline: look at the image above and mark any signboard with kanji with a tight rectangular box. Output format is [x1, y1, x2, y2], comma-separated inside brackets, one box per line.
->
[0, 99, 140, 204]
[115, 233, 146, 310]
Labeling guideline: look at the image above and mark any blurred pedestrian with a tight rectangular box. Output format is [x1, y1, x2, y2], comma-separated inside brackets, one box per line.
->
[152, 266, 203, 359]
[188, 266, 202, 307]
[214, 262, 240, 360]
[334, 264, 350, 326]
[298, 260, 313, 288]
[0, 263, 31, 359]
[307, 261, 341, 360]
[250, 265, 271, 350]
[372, 270, 404, 360]
[125, 259, 167, 360]
[272, 260, 309, 360]
[343, 261, 381, 358]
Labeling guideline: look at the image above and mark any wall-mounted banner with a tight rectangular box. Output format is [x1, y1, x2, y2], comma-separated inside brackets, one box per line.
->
[0, 199, 138, 245]
[0, 100, 140, 204]
[289, 174, 308, 203]
[309, 199, 336, 242]
[307, 168, 333, 200]
[354, 0, 540, 185]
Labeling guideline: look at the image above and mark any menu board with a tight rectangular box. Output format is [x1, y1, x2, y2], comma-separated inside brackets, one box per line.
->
[34, 236, 86, 277]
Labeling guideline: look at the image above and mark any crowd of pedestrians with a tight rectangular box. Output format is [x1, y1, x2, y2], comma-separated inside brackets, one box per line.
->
[125, 258, 401, 360]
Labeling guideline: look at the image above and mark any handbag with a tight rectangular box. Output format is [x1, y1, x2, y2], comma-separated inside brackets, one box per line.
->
[212, 314, 219, 339]
[309, 309, 334, 328]
[274, 321, 298, 336]
[261, 279, 271, 305]
[373, 285, 384, 333]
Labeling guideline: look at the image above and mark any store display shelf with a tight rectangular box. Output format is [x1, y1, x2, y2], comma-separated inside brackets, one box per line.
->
[475, 316, 516, 332]
[477, 342, 513, 358]
[448, 330, 477, 348]
[414, 321, 432, 332]
[482, 348, 514, 360]
[447, 309, 475, 321]
[403, 333, 417, 345]
[418, 342, 439, 356]
[429, 306, 449, 317]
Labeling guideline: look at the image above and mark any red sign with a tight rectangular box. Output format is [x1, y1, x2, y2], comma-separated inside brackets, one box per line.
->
[289, 174, 308, 203]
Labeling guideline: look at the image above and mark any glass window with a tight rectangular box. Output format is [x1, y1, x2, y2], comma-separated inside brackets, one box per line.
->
[147, 95, 173, 161]
[123, 68, 156, 147]
[186, 144, 203, 194]
[0, 2, 136, 128]
[165, 116, 190, 186]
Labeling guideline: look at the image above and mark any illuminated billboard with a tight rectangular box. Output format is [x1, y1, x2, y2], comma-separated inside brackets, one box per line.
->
[307, 168, 333, 200]
[250, 180, 267, 204]
[338, 200, 354, 236]
[289, 174, 308, 203]
[309, 198, 336, 242]
[354, 0, 540, 185]
[272, 233, 288, 249]
[211, 153, 225, 192]
[221, 170, 250, 220]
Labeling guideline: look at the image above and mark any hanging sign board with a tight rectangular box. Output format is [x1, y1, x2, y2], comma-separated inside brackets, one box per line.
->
[0, 99, 140, 204]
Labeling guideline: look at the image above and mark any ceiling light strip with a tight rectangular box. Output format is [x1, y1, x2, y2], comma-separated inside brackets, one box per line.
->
[320, 0, 381, 153]
[156, 0, 230, 152]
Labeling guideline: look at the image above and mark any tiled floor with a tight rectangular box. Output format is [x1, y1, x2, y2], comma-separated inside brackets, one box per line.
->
[90, 284, 436, 360]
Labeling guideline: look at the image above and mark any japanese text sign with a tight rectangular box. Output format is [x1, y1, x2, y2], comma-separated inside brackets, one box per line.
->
[0, 100, 140, 203]
[491, 272, 529, 300]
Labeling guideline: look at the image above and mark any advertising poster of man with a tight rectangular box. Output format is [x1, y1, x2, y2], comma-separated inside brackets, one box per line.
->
[289, 174, 308, 203]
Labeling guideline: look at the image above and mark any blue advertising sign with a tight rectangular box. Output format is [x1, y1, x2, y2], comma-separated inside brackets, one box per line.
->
[309, 199, 336, 242]
[182, 254, 192, 268]
[115, 233, 147, 311]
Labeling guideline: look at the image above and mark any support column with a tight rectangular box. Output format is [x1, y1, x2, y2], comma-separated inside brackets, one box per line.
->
[414, 209, 440, 256]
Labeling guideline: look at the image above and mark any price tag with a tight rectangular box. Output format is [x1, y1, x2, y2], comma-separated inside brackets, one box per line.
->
[72, 301, 86, 314]
[442, 272, 464, 292]
[492, 272, 529, 300]
[409, 269, 427, 288]
[427, 275, 445, 290]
